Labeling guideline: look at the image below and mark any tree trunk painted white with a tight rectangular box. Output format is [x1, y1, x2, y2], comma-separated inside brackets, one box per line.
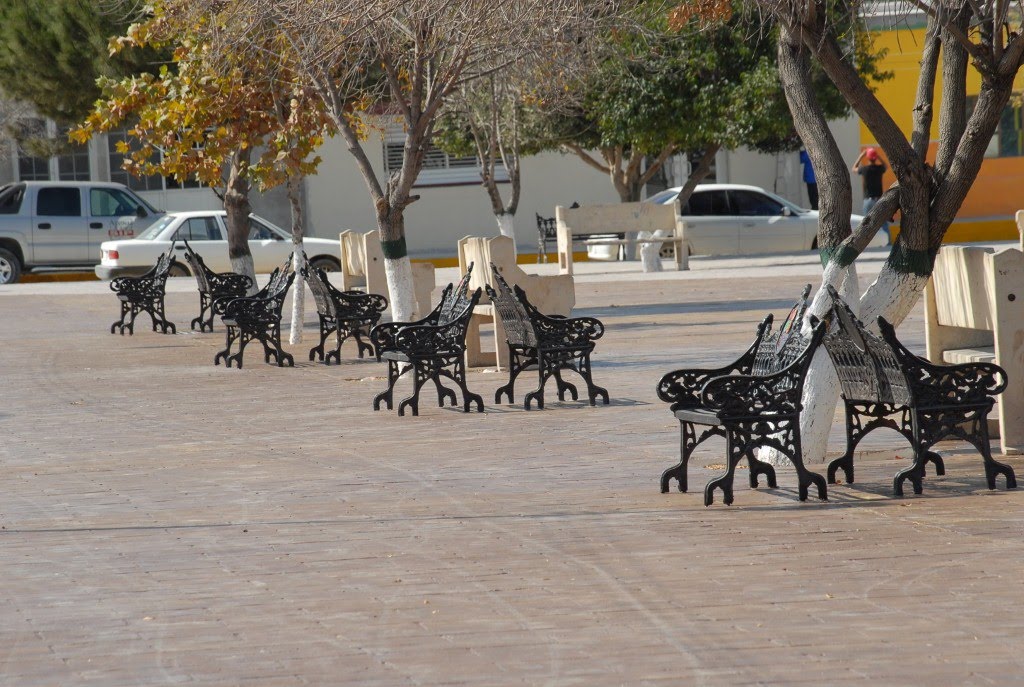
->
[230, 254, 256, 289]
[495, 213, 515, 239]
[495, 213, 516, 257]
[287, 176, 306, 345]
[289, 249, 306, 345]
[761, 260, 860, 467]
[384, 256, 417, 324]
[858, 263, 931, 326]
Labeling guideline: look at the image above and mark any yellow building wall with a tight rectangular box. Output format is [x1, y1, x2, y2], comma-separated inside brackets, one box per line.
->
[862, 27, 1024, 242]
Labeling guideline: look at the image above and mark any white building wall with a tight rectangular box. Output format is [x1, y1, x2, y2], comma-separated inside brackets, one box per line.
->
[303, 134, 621, 256]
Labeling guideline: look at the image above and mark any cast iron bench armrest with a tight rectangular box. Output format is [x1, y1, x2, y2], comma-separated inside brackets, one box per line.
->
[656, 315, 773, 409]
[700, 368, 800, 415]
[392, 320, 469, 356]
[878, 317, 1009, 398]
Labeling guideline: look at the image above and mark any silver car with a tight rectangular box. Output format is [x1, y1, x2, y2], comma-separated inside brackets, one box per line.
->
[646, 183, 888, 255]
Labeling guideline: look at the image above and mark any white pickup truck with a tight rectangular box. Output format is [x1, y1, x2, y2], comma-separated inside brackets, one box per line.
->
[0, 181, 165, 284]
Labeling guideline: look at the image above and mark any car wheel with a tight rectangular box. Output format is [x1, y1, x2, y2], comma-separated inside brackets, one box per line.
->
[168, 263, 191, 278]
[309, 256, 340, 272]
[0, 248, 22, 285]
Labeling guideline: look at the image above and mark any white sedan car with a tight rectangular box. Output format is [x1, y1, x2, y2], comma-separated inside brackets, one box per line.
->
[95, 210, 342, 279]
[646, 183, 889, 255]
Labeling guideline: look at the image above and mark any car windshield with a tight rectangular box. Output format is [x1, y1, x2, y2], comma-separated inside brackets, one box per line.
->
[646, 188, 680, 205]
[135, 215, 178, 240]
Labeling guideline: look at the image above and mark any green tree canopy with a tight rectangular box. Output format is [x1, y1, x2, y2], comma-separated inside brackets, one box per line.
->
[544, 5, 888, 201]
[0, 0, 158, 123]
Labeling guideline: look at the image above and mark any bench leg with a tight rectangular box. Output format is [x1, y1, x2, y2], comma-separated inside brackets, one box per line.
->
[450, 357, 483, 413]
[309, 318, 330, 362]
[553, 368, 578, 401]
[398, 362, 431, 417]
[352, 328, 375, 359]
[525, 359, 552, 410]
[787, 431, 828, 502]
[373, 360, 402, 411]
[111, 299, 130, 334]
[577, 353, 609, 406]
[215, 325, 238, 366]
[746, 452, 778, 489]
[966, 413, 1016, 490]
[191, 293, 211, 332]
[704, 430, 746, 506]
[495, 347, 529, 404]
[431, 369, 458, 408]
[226, 330, 253, 369]
[661, 421, 698, 493]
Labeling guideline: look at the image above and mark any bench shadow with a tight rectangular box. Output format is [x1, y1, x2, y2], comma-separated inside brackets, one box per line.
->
[580, 297, 798, 319]
[459, 398, 652, 414]
[667, 472, 1017, 511]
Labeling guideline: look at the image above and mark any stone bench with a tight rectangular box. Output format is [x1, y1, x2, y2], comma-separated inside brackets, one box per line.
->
[923, 218, 1024, 454]
[555, 201, 689, 275]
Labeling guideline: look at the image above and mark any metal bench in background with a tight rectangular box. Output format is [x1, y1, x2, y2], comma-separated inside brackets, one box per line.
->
[181, 241, 253, 333]
[370, 265, 484, 416]
[823, 285, 1016, 496]
[486, 263, 609, 410]
[109, 246, 177, 335]
[214, 256, 295, 369]
[302, 259, 388, 364]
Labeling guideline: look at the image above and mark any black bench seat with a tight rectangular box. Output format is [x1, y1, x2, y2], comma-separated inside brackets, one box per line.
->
[656, 286, 813, 497]
[302, 260, 387, 363]
[181, 241, 253, 333]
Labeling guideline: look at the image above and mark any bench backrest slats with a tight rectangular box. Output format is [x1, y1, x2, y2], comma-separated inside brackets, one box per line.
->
[487, 264, 538, 348]
[750, 284, 813, 381]
[823, 286, 913, 406]
[304, 263, 336, 319]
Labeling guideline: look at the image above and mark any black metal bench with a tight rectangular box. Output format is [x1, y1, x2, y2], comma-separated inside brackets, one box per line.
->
[486, 263, 609, 409]
[370, 266, 484, 416]
[657, 286, 812, 495]
[214, 258, 295, 369]
[822, 285, 1016, 495]
[181, 241, 253, 333]
[302, 260, 388, 363]
[109, 247, 178, 335]
[657, 287, 829, 505]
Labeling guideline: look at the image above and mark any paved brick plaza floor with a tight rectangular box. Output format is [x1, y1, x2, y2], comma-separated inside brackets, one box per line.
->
[2, 255, 1022, 685]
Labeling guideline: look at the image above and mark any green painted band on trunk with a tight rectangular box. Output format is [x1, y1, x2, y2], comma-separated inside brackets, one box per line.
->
[380, 237, 408, 260]
[818, 244, 860, 268]
[886, 245, 935, 276]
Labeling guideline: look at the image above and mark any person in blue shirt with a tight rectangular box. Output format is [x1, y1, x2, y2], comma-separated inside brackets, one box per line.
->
[799, 149, 817, 210]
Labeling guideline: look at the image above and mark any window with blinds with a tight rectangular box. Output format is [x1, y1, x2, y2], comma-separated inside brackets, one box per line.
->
[382, 127, 507, 186]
